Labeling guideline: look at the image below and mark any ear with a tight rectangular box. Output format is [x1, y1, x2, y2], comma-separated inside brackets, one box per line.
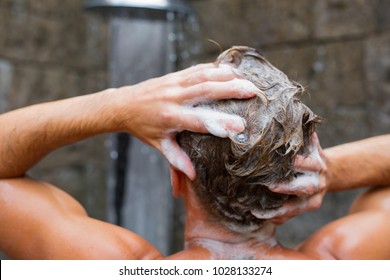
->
[169, 166, 187, 198]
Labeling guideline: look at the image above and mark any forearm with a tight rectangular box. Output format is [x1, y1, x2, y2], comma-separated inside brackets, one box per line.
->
[0, 89, 124, 178]
[0, 63, 257, 179]
[324, 134, 390, 192]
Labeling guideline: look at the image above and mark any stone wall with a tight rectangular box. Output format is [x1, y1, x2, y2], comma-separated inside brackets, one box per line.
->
[1, 0, 389, 258]
[0, 0, 109, 229]
[192, 0, 390, 246]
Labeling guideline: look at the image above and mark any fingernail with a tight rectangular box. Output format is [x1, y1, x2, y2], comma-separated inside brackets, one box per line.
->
[218, 64, 233, 70]
[161, 138, 196, 180]
[235, 132, 249, 143]
[204, 119, 229, 138]
[251, 209, 282, 219]
[240, 79, 259, 91]
[235, 79, 268, 100]
[232, 118, 246, 132]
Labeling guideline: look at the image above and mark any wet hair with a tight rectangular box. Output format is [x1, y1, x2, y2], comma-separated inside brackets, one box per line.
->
[177, 46, 321, 233]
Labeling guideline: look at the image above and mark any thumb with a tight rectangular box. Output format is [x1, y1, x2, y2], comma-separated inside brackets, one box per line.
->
[160, 137, 196, 180]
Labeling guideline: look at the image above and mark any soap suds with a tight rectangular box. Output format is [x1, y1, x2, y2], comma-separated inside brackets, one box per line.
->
[160, 104, 248, 178]
[188, 222, 277, 260]
[310, 141, 325, 168]
[161, 137, 194, 178]
[184, 78, 261, 106]
[183, 106, 246, 139]
[251, 197, 309, 220]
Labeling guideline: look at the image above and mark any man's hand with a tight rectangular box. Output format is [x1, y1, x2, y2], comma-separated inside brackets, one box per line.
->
[253, 133, 328, 224]
[115, 63, 261, 179]
[0, 63, 258, 180]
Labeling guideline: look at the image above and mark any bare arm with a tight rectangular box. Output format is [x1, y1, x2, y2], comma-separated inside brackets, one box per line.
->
[0, 91, 118, 179]
[0, 63, 258, 179]
[0, 178, 162, 259]
[257, 134, 390, 223]
[324, 134, 390, 191]
[0, 63, 260, 259]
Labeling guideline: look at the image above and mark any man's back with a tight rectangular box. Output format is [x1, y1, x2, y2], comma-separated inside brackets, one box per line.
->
[2, 176, 390, 259]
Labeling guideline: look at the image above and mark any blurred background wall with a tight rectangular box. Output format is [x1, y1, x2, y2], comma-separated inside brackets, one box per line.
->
[191, 0, 390, 245]
[0, 0, 109, 219]
[0, 0, 110, 259]
[0, 0, 389, 258]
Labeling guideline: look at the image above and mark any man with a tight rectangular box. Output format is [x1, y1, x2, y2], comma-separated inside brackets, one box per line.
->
[171, 47, 390, 259]
[0, 48, 389, 259]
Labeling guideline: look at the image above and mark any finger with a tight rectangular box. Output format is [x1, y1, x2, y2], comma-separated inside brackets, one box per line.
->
[175, 63, 217, 76]
[293, 154, 322, 172]
[196, 107, 246, 137]
[160, 137, 196, 180]
[251, 206, 291, 220]
[181, 78, 260, 105]
[268, 171, 321, 196]
[273, 191, 324, 220]
[181, 64, 238, 86]
[310, 132, 320, 148]
[309, 133, 325, 166]
[251, 192, 323, 222]
[172, 106, 246, 138]
[293, 134, 324, 172]
[268, 216, 290, 225]
[254, 197, 309, 220]
[164, 63, 223, 85]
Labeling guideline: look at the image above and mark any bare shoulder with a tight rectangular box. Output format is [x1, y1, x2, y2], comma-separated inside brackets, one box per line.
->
[298, 186, 390, 260]
[0, 178, 163, 260]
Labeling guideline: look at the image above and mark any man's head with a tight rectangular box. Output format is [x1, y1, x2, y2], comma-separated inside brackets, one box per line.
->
[177, 46, 321, 233]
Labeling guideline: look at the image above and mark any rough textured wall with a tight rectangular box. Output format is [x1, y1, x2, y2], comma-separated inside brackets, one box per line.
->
[1, 0, 389, 257]
[0, 0, 109, 221]
[191, 0, 390, 246]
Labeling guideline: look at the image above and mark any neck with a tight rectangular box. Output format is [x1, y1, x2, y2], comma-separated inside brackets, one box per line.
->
[183, 188, 279, 260]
